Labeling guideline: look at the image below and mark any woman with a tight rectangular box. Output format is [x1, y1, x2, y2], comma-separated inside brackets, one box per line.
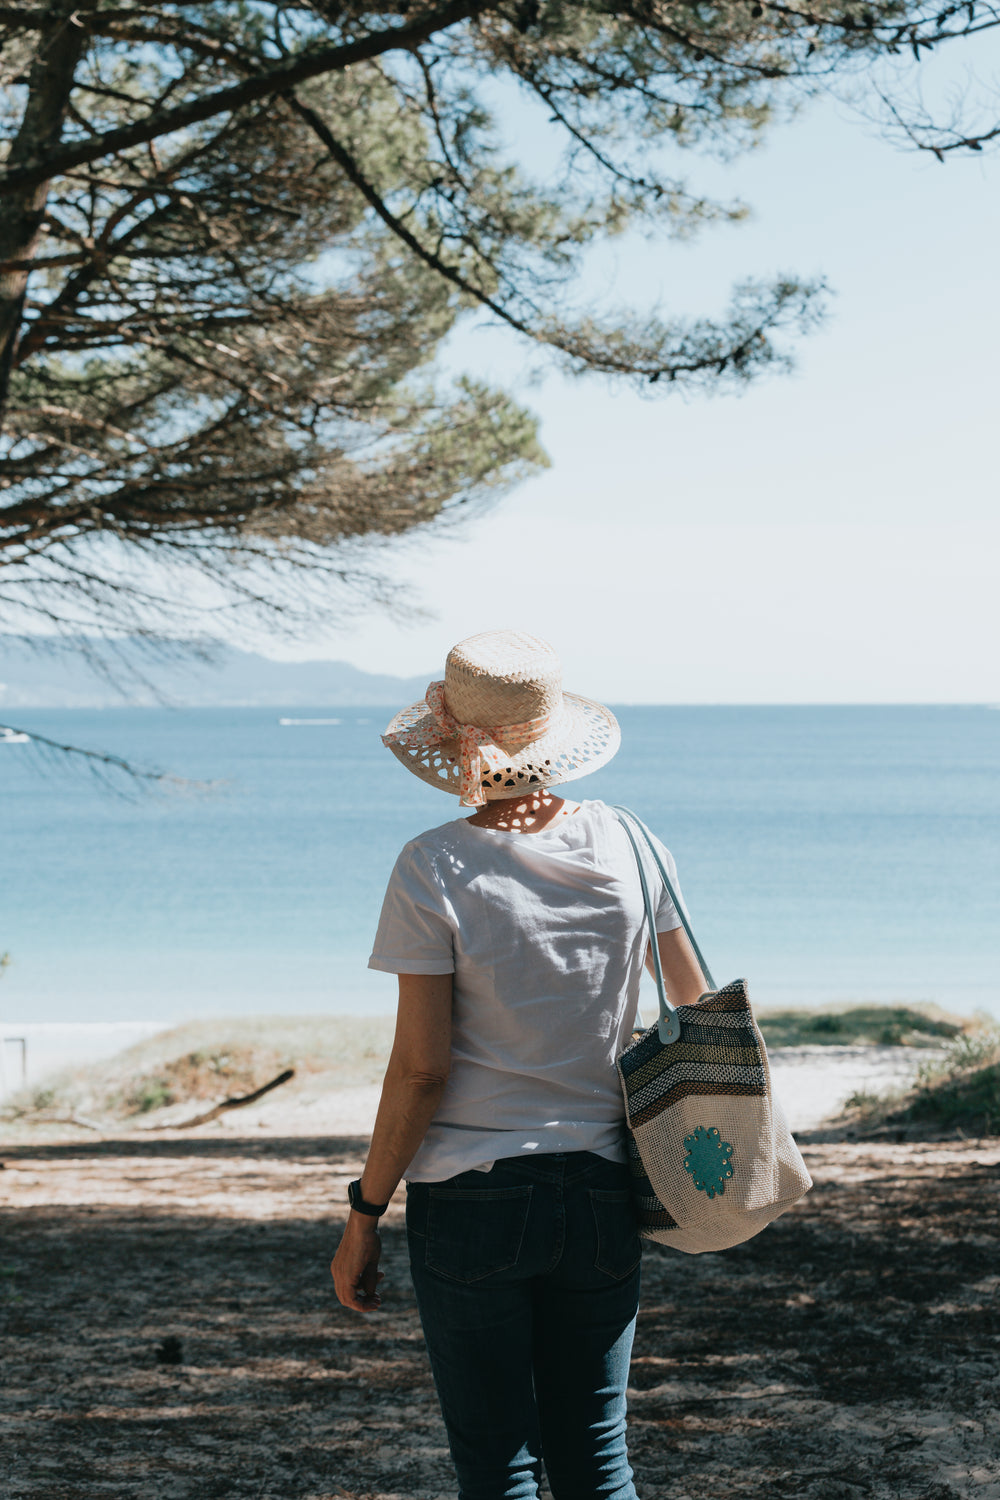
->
[331, 629, 706, 1500]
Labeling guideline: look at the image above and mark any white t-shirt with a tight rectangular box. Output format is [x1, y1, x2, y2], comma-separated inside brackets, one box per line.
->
[368, 799, 683, 1181]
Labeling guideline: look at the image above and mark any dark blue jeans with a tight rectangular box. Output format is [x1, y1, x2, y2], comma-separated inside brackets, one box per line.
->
[406, 1150, 642, 1500]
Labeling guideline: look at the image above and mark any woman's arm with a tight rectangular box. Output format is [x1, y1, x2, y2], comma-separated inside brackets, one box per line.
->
[331, 972, 452, 1314]
[646, 926, 708, 1008]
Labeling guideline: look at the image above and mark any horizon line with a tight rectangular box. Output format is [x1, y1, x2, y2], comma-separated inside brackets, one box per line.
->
[2, 700, 996, 711]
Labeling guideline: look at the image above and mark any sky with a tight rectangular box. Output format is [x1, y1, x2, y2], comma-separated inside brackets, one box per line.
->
[288, 62, 1000, 705]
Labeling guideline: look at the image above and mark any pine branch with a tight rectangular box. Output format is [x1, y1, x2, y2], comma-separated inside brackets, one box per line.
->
[0, 719, 169, 787]
[0, 1, 491, 199]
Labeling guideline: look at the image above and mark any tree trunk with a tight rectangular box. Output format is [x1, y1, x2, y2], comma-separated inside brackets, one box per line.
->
[0, 3, 87, 426]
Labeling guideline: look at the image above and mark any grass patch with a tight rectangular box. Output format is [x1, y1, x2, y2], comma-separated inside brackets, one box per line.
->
[843, 1025, 1000, 1137]
[0, 1014, 397, 1129]
[754, 1002, 969, 1049]
[119, 1045, 268, 1115]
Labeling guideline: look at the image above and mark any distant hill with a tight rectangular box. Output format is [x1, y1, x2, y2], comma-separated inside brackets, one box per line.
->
[0, 636, 436, 708]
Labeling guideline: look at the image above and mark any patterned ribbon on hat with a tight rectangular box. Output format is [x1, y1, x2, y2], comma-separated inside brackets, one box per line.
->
[382, 680, 554, 808]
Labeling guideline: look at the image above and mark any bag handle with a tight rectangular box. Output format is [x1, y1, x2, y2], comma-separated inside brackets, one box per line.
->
[613, 805, 717, 1045]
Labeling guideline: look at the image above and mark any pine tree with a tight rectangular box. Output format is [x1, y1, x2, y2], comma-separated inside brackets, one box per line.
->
[0, 1, 992, 644]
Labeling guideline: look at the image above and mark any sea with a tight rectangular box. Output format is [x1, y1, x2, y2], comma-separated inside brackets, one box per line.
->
[1, 705, 998, 1089]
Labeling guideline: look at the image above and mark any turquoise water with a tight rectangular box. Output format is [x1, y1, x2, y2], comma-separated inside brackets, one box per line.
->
[1, 706, 998, 1024]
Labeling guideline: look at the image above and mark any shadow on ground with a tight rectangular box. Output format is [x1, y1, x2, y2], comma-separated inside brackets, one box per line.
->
[0, 1133, 372, 1162]
[1, 1135, 998, 1500]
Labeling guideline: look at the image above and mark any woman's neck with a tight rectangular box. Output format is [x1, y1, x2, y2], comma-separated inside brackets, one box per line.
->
[466, 791, 582, 834]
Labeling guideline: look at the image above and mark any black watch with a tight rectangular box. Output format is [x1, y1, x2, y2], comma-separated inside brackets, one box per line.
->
[348, 1179, 389, 1217]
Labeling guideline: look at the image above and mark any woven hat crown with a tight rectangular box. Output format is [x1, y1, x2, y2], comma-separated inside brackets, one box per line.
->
[444, 630, 562, 727]
[380, 626, 620, 804]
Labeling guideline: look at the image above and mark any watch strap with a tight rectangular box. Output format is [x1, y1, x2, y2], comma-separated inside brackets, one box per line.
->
[348, 1179, 389, 1217]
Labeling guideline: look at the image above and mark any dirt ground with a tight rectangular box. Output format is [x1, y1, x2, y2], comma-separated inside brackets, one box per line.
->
[1, 1128, 998, 1500]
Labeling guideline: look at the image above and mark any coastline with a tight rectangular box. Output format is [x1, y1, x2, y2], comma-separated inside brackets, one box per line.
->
[1, 1028, 946, 1139]
[5, 706, 999, 1031]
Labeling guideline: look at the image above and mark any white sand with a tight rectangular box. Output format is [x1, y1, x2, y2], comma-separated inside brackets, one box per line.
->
[203, 1044, 940, 1138]
[766, 1044, 940, 1130]
[0, 1021, 172, 1097]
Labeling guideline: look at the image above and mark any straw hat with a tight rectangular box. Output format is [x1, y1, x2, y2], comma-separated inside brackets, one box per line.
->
[382, 629, 620, 807]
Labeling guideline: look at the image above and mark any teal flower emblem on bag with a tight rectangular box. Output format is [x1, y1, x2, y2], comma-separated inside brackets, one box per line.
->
[683, 1126, 734, 1199]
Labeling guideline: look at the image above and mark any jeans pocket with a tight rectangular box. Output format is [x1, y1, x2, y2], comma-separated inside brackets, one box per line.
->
[425, 1185, 533, 1283]
[589, 1188, 642, 1280]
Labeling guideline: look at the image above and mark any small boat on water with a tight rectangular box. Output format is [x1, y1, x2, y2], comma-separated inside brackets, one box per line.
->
[0, 727, 30, 744]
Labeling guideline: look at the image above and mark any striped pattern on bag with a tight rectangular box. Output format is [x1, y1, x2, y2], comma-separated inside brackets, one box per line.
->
[625, 1132, 679, 1230]
[619, 979, 767, 1129]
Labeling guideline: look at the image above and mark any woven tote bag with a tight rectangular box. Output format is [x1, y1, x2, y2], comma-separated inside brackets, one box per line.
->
[613, 806, 812, 1255]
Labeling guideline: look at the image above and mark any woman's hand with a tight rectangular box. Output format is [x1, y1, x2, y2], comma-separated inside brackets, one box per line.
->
[331, 1215, 385, 1314]
[330, 974, 452, 1314]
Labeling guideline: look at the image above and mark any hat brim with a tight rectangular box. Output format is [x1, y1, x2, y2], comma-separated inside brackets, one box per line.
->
[383, 691, 620, 801]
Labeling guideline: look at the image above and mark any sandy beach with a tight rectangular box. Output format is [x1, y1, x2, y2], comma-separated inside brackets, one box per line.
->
[107, 1042, 942, 1140]
[2, 1039, 998, 1500]
[1, 1122, 998, 1500]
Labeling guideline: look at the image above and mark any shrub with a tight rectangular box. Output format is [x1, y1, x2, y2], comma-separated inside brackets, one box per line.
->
[845, 1024, 1000, 1137]
[127, 1079, 175, 1115]
[756, 1005, 967, 1049]
[119, 1047, 267, 1116]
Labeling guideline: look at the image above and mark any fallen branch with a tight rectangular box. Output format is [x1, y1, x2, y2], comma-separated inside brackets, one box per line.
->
[25, 1111, 107, 1132]
[161, 1068, 295, 1130]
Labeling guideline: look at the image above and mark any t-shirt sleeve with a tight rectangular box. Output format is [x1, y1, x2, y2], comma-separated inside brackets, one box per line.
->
[647, 833, 684, 934]
[368, 841, 456, 975]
